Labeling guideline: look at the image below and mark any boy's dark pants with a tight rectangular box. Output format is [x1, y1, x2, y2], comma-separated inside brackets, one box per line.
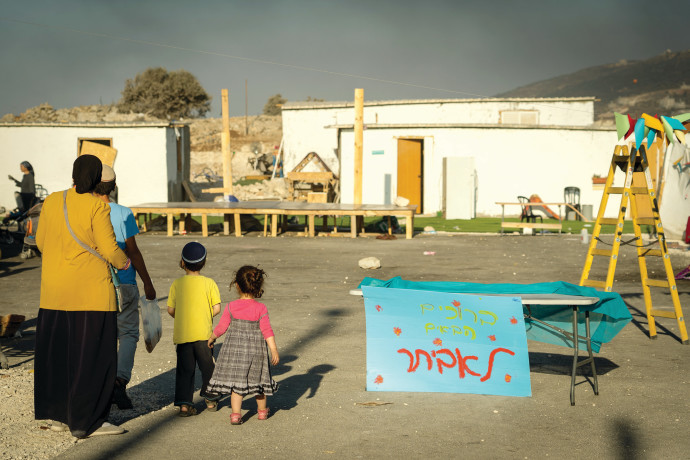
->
[175, 340, 219, 406]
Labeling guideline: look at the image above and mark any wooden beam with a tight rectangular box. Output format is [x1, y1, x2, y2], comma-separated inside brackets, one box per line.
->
[286, 171, 334, 181]
[201, 187, 232, 194]
[221, 89, 233, 197]
[354, 88, 364, 205]
[181, 180, 197, 202]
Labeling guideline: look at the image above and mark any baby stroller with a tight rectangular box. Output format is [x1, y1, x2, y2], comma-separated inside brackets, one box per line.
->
[1, 184, 47, 254]
[20, 201, 42, 259]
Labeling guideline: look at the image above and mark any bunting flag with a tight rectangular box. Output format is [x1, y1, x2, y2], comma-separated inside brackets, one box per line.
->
[614, 111, 689, 145]
[641, 113, 663, 132]
[673, 113, 690, 123]
[614, 112, 629, 140]
[626, 114, 636, 139]
[634, 118, 646, 149]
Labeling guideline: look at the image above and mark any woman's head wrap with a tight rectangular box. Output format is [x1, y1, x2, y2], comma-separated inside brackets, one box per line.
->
[20, 161, 34, 175]
[72, 155, 103, 194]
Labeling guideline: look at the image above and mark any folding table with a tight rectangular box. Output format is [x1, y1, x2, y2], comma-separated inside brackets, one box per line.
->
[351, 289, 605, 405]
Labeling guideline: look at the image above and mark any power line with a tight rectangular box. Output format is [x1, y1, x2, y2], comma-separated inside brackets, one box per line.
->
[0, 16, 595, 114]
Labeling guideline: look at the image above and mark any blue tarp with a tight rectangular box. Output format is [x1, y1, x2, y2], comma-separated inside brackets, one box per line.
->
[358, 277, 632, 353]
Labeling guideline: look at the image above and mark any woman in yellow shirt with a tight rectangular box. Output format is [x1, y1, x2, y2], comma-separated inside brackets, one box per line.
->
[35, 155, 130, 438]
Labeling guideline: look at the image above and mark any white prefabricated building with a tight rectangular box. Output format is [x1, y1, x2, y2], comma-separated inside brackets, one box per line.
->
[281, 98, 621, 220]
[0, 122, 190, 210]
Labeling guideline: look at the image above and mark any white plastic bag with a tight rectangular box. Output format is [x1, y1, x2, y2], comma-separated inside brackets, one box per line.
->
[140, 296, 162, 353]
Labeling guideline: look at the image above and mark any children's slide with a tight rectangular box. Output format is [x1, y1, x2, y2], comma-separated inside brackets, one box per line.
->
[529, 194, 561, 220]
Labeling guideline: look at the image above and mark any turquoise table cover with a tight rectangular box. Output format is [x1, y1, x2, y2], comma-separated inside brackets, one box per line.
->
[358, 277, 632, 353]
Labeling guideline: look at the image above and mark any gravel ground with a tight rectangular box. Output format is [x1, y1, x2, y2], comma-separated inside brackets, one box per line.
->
[2, 233, 690, 459]
[0, 367, 77, 460]
[0, 343, 179, 460]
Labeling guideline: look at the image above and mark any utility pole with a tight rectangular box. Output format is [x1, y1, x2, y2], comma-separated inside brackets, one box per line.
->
[354, 88, 364, 205]
[245, 79, 249, 136]
[222, 89, 233, 197]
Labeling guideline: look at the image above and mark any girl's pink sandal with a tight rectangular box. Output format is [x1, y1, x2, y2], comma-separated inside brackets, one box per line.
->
[230, 413, 242, 425]
[257, 409, 269, 420]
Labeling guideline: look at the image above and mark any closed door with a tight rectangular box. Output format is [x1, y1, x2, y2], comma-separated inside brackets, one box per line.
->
[397, 139, 423, 213]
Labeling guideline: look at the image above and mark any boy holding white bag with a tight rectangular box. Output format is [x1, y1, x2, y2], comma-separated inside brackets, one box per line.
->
[94, 165, 157, 410]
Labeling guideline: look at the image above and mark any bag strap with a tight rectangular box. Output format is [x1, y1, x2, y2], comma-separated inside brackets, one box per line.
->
[62, 189, 107, 263]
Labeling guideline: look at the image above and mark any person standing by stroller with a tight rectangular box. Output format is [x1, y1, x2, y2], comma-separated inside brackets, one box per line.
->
[93, 165, 157, 410]
[8, 161, 35, 212]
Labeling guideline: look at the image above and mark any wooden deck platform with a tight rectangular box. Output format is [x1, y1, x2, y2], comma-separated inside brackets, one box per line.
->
[129, 201, 417, 239]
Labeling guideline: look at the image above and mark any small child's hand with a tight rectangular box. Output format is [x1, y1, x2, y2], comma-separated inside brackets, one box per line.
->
[207, 337, 216, 349]
[270, 350, 279, 366]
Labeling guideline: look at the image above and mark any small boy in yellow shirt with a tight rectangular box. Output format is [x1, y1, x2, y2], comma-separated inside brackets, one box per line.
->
[167, 242, 221, 416]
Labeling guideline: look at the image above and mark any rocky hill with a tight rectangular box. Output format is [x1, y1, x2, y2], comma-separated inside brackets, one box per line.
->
[497, 49, 690, 125]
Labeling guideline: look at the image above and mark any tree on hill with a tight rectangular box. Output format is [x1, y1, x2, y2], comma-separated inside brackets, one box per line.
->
[263, 94, 287, 115]
[117, 67, 211, 119]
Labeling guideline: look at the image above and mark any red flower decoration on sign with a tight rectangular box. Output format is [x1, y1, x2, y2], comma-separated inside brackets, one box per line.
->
[393, 327, 402, 336]
[374, 375, 383, 384]
[433, 338, 442, 346]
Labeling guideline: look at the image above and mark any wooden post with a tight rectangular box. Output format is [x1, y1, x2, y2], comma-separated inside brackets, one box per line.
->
[245, 79, 249, 136]
[354, 88, 364, 205]
[221, 89, 233, 197]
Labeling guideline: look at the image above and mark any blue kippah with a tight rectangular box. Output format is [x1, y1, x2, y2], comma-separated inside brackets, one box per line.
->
[181, 242, 206, 264]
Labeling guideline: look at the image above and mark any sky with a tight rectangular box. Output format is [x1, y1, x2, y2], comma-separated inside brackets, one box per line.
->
[2, 0, 690, 118]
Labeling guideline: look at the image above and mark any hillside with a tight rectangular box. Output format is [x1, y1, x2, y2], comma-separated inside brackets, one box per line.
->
[497, 49, 690, 125]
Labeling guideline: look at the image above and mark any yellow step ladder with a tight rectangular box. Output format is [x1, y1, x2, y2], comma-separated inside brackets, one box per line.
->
[580, 144, 688, 344]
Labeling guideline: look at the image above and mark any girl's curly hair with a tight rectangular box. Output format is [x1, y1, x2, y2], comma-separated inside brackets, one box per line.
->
[232, 265, 266, 298]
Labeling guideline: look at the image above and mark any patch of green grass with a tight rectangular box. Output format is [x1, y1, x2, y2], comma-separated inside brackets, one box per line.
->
[410, 216, 635, 234]
[136, 212, 635, 235]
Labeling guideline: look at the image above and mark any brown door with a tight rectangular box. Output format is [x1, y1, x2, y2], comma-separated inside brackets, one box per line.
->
[397, 139, 423, 213]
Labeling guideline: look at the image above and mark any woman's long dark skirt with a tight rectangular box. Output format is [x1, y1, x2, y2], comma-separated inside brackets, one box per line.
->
[34, 309, 118, 438]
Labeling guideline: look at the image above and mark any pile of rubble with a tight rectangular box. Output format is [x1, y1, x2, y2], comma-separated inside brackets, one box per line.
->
[1, 103, 286, 202]
[0, 103, 161, 123]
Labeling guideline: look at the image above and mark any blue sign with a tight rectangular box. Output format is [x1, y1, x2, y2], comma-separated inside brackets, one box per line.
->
[362, 286, 531, 397]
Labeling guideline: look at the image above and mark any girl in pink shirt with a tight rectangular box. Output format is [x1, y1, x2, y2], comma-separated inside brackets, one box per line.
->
[207, 266, 279, 425]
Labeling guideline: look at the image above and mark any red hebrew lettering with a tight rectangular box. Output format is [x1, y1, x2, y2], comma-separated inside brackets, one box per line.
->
[397, 348, 433, 373]
[434, 349, 457, 374]
[480, 348, 515, 382]
[398, 349, 414, 372]
[416, 349, 433, 371]
[454, 348, 481, 378]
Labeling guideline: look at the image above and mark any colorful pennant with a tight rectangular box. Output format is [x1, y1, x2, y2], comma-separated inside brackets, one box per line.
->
[614, 112, 689, 146]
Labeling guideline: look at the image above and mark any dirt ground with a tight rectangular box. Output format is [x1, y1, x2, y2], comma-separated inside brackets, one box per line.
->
[2, 231, 690, 459]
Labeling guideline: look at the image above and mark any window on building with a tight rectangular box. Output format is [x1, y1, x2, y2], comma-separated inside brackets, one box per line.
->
[77, 138, 113, 155]
[499, 110, 538, 125]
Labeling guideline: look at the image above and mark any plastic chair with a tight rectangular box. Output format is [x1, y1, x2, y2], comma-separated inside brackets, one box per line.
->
[564, 187, 581, 221]
[518, 196, 542, 223]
